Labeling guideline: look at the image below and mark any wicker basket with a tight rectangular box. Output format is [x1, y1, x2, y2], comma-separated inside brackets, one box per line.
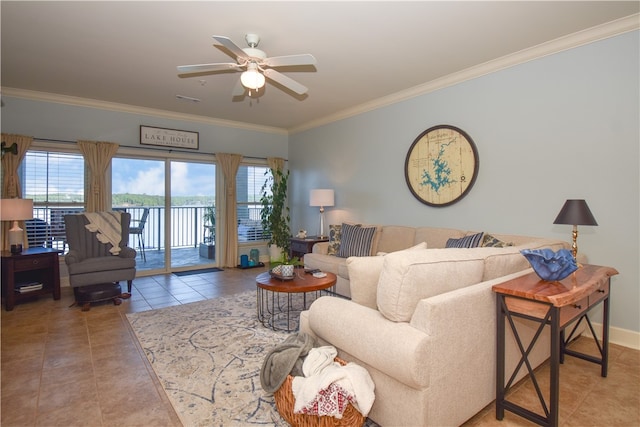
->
[274, 357, 365, 427]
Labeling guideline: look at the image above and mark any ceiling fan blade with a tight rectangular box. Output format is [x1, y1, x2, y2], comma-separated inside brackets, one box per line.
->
[212, 35, 250, 61]
[263, 54, 317, 68]
[177, 63, 241, 73]
[232, 78, 246, 97]
[263, 69, 308, 95]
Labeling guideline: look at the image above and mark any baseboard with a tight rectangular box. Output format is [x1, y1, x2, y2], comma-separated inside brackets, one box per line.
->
[584, 322, 640, 350]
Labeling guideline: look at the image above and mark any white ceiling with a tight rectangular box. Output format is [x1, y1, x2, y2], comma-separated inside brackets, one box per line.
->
[1, 1, 638, 132]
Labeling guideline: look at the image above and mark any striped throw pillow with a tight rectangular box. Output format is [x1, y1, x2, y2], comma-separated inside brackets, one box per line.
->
[337, 223, 377, 257]
[446, 232, 484, 248]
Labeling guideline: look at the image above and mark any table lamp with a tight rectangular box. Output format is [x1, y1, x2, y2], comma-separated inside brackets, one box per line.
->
[309, 189, 334, 238]
[553, 199, 598, 260]
[0, 198, 34, 254]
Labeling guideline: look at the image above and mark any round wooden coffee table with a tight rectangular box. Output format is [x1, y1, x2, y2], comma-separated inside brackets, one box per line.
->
[256, 270, 337, 332]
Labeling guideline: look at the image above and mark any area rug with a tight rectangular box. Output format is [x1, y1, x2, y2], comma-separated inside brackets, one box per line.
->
[172, 267, 223, 276]
[126, 291, 291, 426]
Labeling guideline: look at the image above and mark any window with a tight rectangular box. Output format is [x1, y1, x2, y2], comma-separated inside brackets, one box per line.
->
[21, 150, 85, 252]
[236, 165, 270, 242]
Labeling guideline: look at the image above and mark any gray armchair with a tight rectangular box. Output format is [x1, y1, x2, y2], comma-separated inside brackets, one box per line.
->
[64, 212, 137, 306]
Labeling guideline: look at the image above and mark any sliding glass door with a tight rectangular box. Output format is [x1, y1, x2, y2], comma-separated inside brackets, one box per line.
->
[170, 161, 216, 271]
[111, 157, 216, 273]
[112, 157, 166, 272]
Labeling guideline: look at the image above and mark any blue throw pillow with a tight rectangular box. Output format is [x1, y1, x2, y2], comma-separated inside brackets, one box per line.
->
[446, 232, 484, 248]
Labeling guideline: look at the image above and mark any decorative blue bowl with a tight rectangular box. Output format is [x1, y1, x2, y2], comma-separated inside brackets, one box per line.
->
[520, 248, 578, 281]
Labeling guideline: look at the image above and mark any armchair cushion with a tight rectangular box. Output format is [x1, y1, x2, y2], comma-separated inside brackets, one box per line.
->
[67, 255, 135, 276]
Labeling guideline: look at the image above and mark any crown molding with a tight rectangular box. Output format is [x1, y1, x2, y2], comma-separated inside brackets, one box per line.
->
[0, 87, 288, 136]
[290, 13, 640, 134]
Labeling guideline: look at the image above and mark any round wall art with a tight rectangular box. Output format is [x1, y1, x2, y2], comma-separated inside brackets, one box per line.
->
[404, 125, 479, 207]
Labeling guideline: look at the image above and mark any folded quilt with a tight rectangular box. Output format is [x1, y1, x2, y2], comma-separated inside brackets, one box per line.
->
[292, 346, 375, 418]
[83, 211, 122, 255]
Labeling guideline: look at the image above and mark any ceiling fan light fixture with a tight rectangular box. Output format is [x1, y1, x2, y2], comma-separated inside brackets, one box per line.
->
[240, 63, 265, 90]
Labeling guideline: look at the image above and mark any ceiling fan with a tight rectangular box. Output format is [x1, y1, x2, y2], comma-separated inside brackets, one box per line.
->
[177, 34, 317, 96]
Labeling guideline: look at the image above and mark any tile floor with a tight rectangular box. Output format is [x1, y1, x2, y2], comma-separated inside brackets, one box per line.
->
[1, 267, 638, 426]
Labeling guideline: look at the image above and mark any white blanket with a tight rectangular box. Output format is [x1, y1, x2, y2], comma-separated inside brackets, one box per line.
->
[292, 347, 375, 418]
[83, 211, 122, 255]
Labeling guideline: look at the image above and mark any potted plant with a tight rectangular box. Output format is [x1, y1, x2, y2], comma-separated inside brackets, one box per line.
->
[260, 168, 295, 271]
[199, 205, 215, 259]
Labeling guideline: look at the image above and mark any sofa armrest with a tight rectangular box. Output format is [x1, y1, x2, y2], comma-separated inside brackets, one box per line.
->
[307, 296, 430, 389]
[312, 242, 329, 254]
[65, 249, 83, 265]
[119, 246, 137, 259]
[407, 269, 544, 425]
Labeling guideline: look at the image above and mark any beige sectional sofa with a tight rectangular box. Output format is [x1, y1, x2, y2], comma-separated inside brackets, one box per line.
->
[300, 225, 570, 426]
[304, 225, 564, 298]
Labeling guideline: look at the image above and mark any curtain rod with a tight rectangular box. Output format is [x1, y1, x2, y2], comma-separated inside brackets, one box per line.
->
[32, 137, 280, 161]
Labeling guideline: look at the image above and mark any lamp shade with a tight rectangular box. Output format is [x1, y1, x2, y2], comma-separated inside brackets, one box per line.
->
[553, 199, 598, 226]
[0, 198, 34, 221]
[310, 189, 334, 207]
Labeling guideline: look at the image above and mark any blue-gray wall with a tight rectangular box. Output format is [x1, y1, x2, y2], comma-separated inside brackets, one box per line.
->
[289, 31, 640, 335]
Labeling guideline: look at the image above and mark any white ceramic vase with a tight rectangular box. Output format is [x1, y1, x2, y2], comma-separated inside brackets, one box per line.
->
[281, 264, 294, 277]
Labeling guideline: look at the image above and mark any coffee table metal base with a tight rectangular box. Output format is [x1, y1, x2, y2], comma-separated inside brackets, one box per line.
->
[255, 271, 337, 332]
[257, 287, 333, 332]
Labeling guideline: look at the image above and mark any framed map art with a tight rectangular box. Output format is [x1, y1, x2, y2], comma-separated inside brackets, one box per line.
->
[404, 125, 479, 207]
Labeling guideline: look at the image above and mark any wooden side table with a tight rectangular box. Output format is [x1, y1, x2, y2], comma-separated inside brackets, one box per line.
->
[492, 264, 618, 427]
[1, 248, 62, 311]
[290, 236, 328, 259]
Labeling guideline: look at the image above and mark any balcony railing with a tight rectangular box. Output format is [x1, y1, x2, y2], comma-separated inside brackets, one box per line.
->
[28, 205, 266, 254]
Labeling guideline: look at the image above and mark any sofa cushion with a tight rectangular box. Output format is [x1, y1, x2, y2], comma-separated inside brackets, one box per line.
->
[348, 242, 428, 309]
[327, 224, 342, 255]
[482, 239, 569, 281]
[376, 226, 417, 254]
[483, 248, 530, 281]
[413, 227, 466, 249]
[303, 252, 343, 276]
[377, 248, 486, 322]
[337, 223, 377, 257]
[445, 232, 484, 248]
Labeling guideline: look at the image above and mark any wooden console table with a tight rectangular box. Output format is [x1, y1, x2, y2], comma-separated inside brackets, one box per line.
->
[492, 264, 618, 427]
[1, 248, 62, 311]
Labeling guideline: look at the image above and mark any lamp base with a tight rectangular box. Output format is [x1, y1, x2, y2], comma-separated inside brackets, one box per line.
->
[9, 225, 24, 254]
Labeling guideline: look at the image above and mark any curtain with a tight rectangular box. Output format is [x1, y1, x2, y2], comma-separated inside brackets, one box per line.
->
[267, 157, 285, 183]
[1, 133, 33, 251]
[217, 153, 242, 268]
[78, 140, 119, 212]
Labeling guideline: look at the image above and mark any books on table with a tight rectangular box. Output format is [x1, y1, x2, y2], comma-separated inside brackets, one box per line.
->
[15, 281, 43, 293]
